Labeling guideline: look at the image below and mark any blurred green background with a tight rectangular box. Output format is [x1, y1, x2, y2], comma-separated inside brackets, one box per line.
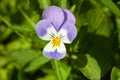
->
[0, 0, 120, 80]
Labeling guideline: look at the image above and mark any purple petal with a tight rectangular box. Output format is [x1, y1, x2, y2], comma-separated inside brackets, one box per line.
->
[62, 8, 76, 24]
[43, 50, 66, 60]
[59, 21, 77, 43]
[42, 6, 64, 31]
[43, 41, 66, 60]
[36, 19, 57, 40]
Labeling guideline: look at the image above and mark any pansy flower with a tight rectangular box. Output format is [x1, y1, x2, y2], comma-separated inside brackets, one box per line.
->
[36, 6, 77, 60]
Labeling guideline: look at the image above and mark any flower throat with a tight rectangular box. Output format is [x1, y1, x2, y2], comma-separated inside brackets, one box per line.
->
[52, 37, 61, 47]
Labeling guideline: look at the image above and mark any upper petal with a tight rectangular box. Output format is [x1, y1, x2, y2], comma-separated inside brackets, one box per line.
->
[36, 19, 57, 41]
[62, 8, 76, 24]
[43, 41, 66, 60]
[58, 21, 77, 43]
[42, 6, 64, 31]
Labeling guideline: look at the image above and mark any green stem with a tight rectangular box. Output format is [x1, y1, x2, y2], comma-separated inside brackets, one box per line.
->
[52, 60, 62, 80]
[18, 69, 23, 80]
[0, 16, 25, 38]
[18, 6, 35, 27]
[76, 0, 83, 16]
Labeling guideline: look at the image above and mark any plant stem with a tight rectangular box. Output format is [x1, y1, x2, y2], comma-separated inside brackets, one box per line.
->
[0, 16, 25, 38]
[18, 6, 35, 28]
[52, 60, 62, 80]
[18, 69, 23, 80]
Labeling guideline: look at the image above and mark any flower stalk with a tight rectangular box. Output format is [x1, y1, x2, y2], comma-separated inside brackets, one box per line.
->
[18, 6, 35, 27]
[52, 60, 62, 80]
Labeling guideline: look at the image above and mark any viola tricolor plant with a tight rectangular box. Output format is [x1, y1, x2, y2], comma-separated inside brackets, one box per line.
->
[36, 6, 77, 60]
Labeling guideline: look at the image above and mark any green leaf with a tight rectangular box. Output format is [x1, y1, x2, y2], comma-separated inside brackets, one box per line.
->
[12, 25, 34, 33]
[77, 54, 101, 80]
[60, 0, 67, 8]
[86, 8, 104, 32]
[0, 27, 12, 42]
[111, 67, 120, 80]
[0, 69, 8, 80]
[24, 56, 50, 72]
[7, 39, 31, 52]
[38, 74, 56, 80]
[59, 62, 71, 80]
[11, 49, 39, 68]
[31, 34, 47, 49]
[100, 0, 120, 18]
[116, 18, 120, 48]
[84, 35, 114, 77]
[0, 57, 10, 67]
[95, 14, 113, 37]
[37, 0, 51, 9]
[86, 7, 113, 37]
[51, 60, 71, 80]
[70, 4, 76, 13]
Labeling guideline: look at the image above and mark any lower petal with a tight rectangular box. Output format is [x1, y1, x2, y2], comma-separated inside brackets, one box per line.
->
[43, 41, 66, 60]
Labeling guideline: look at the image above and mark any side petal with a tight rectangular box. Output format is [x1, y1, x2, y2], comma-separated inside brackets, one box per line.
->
[58, 21, 77, 43]
[42, 6, 64, 31]
[36, 19, 57, 41]
[43, 41, 66, 60]
[62, 8, 76, 24]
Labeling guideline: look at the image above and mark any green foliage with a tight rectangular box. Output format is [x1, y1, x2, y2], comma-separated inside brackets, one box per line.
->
[57, 61, 71, 80]
[37, 0, 51, 9]
[111, 67, 120, 80]
[11, 50, 39, 68]
[0, 0, 120, 80]
[86, 7, 113, 37]
[116, 18, 120, 48]
[100, 0, 120, 18]
[25, 56, 50, 72]
[78, 54, 101, 80]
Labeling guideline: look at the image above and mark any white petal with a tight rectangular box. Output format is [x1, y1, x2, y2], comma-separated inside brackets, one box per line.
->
[58, 29, 71, 43]
[41, 26, 57, 40]
[58, 21, 77, 43]
[43, 41, 66, 60]
[36, 19, 57, 41]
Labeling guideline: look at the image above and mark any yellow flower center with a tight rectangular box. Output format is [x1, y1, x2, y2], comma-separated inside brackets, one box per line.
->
[52, 37, 61, 47]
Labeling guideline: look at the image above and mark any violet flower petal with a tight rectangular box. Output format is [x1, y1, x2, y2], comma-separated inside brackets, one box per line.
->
[42, 6, 64, 31]
[36, 19, 57, 41]
[58, 21, 77, 43]
[62, 8, 76, 24]
[43, 41, 66, 60]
